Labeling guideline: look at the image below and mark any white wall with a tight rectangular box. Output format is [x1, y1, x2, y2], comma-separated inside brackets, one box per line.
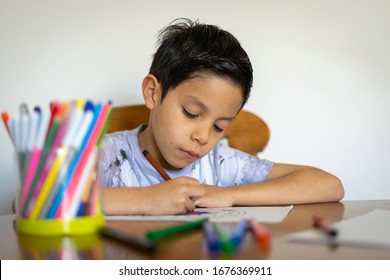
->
[1, 0, 390, 214]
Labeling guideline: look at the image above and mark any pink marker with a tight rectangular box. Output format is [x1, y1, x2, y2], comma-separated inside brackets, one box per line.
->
[18, 110, 48, 212]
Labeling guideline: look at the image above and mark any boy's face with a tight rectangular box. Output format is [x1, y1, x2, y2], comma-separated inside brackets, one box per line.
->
[141, 73, 243, 170]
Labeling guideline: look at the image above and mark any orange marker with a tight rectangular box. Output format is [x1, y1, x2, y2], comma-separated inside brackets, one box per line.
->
[249, 218, 270, 245]
[1, 111, 13, 142]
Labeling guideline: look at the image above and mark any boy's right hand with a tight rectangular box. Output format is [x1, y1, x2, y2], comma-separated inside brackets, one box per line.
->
[142, 177, 204, 215]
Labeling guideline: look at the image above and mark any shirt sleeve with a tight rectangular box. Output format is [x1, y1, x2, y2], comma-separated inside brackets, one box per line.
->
[98, 132, 132, 187]
[213, 143, 273, 186]
[98, 134, 117, 187]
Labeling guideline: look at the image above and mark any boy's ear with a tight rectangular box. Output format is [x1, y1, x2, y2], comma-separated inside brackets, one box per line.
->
[142, 74, 161, 110]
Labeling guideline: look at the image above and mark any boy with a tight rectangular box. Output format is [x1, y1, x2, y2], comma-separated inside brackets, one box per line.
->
[99, 19, 344, 215]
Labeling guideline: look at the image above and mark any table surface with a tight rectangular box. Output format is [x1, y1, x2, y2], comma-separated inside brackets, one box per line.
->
[1, 200, 390, 260]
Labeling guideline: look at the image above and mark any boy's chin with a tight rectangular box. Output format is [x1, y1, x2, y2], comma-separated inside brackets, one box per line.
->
[165, 159, 192, 171]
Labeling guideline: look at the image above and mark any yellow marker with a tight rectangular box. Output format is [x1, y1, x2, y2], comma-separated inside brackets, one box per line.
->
[75, 98, 85, 110]
[29, 147, 68, 220]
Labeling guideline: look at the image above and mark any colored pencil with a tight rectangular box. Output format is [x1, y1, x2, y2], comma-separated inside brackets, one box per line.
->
[142, 150, 171, 180]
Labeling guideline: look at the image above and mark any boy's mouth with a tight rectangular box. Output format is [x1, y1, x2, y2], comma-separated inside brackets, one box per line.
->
[180, 149, 200, 159]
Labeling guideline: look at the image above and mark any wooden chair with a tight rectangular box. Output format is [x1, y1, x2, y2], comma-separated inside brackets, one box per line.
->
[106, 104, 270, 155]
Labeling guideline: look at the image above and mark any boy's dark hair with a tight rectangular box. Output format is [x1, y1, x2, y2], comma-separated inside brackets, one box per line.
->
[149, 18, 253, 107]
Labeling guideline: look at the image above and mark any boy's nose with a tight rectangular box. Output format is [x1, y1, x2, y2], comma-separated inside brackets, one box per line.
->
[191, 125, 211, 145]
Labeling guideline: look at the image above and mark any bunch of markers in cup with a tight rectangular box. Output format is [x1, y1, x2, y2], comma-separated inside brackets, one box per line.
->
[1, 100, 112, 221]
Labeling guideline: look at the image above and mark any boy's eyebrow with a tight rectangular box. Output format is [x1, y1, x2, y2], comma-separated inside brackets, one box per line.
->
[186, 96, 237, 121]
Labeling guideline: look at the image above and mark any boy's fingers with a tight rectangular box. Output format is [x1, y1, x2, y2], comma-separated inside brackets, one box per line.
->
[184, 199, 196, 212]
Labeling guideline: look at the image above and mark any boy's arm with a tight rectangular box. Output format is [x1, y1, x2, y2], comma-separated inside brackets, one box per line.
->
[101, 177, 205, 215]
[194, 163, 344, 207]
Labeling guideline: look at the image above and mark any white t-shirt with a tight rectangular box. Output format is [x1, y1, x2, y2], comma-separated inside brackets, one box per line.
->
[99, 126, 273, 187]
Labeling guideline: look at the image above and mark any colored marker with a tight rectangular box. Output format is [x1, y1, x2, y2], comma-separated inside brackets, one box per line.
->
[28, 146, 68, 219]
[27, 105, 71, 219]
[7, 117, 16, 144]
[65, 147, 98, 218]
[313, 215, 338, 237]
[50, 103, 110, 219]
[24, 108, 39, 166]
[19, 102, 29, 115]
[86, 104, 113, 217]
[214, 222, 234, 255]
[142, 150, 171, 180]
[1, 111, 14, 143]
[249, 218, 270, 246]
[12, 115, 22, 164]
[38, 102, 86, 218]
[75, 167, 95, 216]
[65, 102, 97, 218]
[11, 114, 21, 151]
[19, 103, 30, 181]
[45, 103, 103, 218]
[146, 217, 208, 241]
[101, 226, 156, 253]
[18, 109, 42, 211]
[46, 101, 61, 140]
[230, 219, 248, 249]
[21, 112, 59, 217]
[203, 221, 219, 252]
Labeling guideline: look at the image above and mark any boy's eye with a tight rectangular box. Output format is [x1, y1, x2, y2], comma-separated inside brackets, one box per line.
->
[182, 107, 224, 133]
[182, 107, 198, 119]
[213, 125, 224, 133]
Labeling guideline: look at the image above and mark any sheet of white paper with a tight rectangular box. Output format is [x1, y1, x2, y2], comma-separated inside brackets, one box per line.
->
[105, 205, 293, 223]
[288, 209, 390, 249]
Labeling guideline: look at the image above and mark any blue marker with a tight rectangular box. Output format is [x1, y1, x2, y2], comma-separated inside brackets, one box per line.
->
[203, 221, 219, 252]
[230, 219, 248, 250]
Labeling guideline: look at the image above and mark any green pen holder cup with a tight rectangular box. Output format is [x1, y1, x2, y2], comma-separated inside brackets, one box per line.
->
[14, 146, 105, 236]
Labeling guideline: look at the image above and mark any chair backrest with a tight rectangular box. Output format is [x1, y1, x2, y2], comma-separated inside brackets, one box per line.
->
[106, 104, 270, 155]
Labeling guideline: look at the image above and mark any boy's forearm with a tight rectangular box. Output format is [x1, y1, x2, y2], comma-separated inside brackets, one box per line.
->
[229, 167, 344, 206]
